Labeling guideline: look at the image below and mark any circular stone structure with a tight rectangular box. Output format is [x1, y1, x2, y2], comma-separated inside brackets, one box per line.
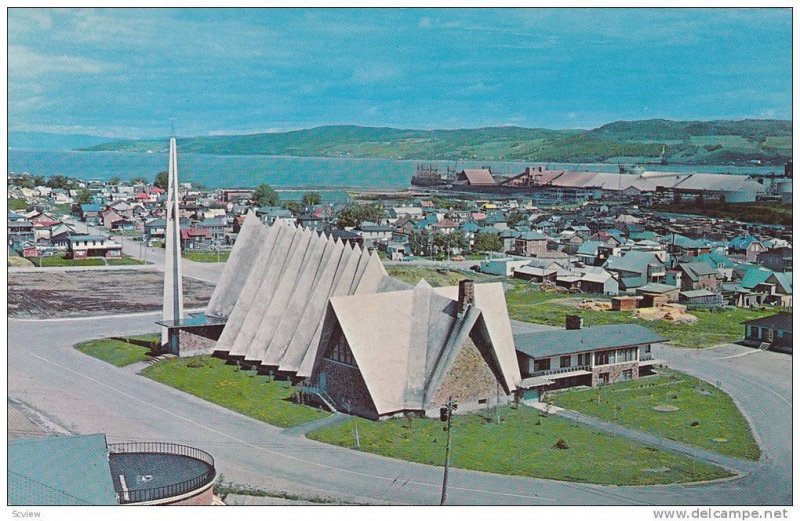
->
[108, 442, 216, 505]
[653, 404, 680, 412]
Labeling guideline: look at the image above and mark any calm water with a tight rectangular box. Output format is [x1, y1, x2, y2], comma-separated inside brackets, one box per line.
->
[8, 148, 783, 189]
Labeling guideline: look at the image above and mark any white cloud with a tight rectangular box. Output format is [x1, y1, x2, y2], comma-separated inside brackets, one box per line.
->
[9, 44, 113, 78]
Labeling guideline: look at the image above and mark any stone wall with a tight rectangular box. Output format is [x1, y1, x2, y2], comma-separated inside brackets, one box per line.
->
[430, 335, 505, 410]
[177, 326, 223, 357]
[318, 358, 379, 420]
[592, 362, 639, 387]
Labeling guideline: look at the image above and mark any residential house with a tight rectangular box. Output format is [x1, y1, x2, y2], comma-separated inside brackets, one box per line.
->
[431, 218, 458, 235]
[728, 235, 768, 263]
[514, 230, 548, 257]
[354, 223, 395, 248]
[195, 218, 226, 242]
[514, 318, 666, 398]
[180, 228, 213, 250]
[735, 268, 792, 308]
[665, 233, 712, 258]
[757, 247, 792, 273]
[67, 234, 122, 258]
[256, 206, 293, 225]
[603, 251, 666, 292]
[678, 262, 721, 292]
[742, 313, 792, 352]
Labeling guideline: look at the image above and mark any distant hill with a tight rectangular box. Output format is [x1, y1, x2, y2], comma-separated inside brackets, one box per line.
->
[78, 119, 791, 165]
[9, 131, 118, 151]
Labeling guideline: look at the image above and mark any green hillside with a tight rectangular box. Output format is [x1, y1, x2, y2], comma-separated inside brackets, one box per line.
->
[81, 119, 791, 165]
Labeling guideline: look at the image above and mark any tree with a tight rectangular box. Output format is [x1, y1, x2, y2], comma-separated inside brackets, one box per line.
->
[507, 211, 526, 227]
[282, 201, 302, 214]
[33, 175, 46, 187]
[154, 171, 169, 190]
[76, 189, 93, 205]
[302, 192, 322, 206]
[336, 203, 385, 228]
[46, 175, 72, 189]
[108, 176, 121, 186]
[253, 183, 279, 207]
[131, 176, 148, 185]
[16, 176, 34, 189]
[472, 232, 502, 254]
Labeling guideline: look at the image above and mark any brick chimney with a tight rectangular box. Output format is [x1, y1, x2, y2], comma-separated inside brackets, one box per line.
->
[565, 315, 583, 330]
[458, 279, 475, 316]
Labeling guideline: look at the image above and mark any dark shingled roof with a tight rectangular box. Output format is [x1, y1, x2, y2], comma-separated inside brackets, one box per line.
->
[514, 324, 668, 358]
[742, 312, 793, 332]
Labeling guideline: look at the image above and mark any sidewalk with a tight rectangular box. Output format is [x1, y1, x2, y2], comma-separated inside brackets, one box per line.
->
[281, 412, 349, 438]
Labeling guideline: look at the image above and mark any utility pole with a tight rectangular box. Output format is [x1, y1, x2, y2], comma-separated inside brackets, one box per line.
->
[439, 395, 457, 506]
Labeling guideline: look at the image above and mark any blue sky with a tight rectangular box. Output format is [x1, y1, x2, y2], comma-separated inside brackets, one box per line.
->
[8, 8, 792, 138]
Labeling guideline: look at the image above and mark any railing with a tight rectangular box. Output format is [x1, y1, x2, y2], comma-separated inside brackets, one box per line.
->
[532, 365, 591, 377]
[108, 442, 215, 504]
[640, 353, 653, 361]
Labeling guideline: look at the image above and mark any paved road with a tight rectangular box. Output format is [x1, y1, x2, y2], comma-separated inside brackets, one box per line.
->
[67, 219, 224, 283]
[8, 313, 791, 505]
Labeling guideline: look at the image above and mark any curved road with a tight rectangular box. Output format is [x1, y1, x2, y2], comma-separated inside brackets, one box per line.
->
[8, 312, 791, 505]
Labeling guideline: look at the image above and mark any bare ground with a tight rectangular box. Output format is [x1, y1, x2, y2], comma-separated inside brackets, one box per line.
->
[8, 270, 215, 318]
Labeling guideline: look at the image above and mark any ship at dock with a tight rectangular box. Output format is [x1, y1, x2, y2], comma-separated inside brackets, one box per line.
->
[410, 163, 455, 187]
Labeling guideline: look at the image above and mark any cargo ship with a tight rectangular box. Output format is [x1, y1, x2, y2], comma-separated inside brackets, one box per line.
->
[411, 164, 455, 187]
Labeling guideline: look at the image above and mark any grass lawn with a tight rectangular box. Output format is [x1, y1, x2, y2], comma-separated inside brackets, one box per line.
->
[182, 250, 231, 263]
[74, 334, 159, 367]
[141, 356, 330, 428]
[37, 254, 145, 267]
[551, 369, 760, 461]
[39, 255, 105, 267]
[308, 406, 731, 485]
[9, 197, 29, 211]
[505, 285, 777, 348]
[387, 266, 495, 287]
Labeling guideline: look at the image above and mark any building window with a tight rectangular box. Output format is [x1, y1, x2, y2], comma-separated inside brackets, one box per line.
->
[599, 373, 610, 385]
[560, 356, 571, 368]
[327, 334, 356, 366]
[643, 344, 651, 354]
[577, 353, 591, 366]
[621, 369, 633, 381]
[534, 358, 550, 372]
[478, 398, 487, 405]
[595, 351, 610, 366]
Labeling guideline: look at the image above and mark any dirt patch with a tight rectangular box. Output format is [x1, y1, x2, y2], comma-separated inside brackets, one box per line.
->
[8, 269, 215, 318]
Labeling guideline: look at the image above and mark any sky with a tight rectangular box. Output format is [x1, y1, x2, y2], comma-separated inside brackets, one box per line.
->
[7, 8, 793, 138]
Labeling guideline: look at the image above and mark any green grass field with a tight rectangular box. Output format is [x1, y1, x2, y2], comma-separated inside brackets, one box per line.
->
[505, 286, 776, 348]
[141, 356, 330, 428]
[38, 254, 145, 267]
[9, 197, 29, 211]
[182, 250, 231, 262]
[308, 406, 730, 485]
[74, 334, 160, 367]
[386, 266, 496, 287]
[654, 201, 792, 226]
[39, 255, 105, 267]
[551, 369, 760, 460]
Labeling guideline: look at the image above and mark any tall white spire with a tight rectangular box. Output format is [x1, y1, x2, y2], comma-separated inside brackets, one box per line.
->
[162, 136, 184, 351]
